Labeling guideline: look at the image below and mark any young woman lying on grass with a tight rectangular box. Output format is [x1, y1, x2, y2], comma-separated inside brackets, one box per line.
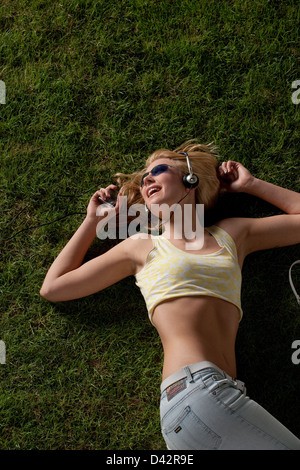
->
[40, 140, 300, 450]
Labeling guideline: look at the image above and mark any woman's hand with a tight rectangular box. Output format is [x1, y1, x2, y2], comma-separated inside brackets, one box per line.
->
[86, 184, 122, 221]
[217, 161, 254, 193]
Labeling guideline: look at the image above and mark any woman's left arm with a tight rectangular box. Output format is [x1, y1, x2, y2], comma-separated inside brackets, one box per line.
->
[218, 161, 300, 255]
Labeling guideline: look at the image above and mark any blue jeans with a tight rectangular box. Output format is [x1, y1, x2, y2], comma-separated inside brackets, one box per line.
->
[160, 361, 300, 450]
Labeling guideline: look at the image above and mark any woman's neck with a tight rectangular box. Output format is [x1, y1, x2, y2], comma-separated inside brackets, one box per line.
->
[162, 201, 205, 250]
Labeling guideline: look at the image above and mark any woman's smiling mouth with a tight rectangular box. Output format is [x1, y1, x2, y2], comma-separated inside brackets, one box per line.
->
[147, 186, 162, 198]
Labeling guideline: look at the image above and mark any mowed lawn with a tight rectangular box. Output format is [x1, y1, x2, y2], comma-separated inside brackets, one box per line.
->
[0, 0, 299, 450]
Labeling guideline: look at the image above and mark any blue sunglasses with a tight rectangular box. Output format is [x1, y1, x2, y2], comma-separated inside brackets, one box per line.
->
[140, 164, 176, 187]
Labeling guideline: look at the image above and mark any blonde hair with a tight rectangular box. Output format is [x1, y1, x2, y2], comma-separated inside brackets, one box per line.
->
[114, 139, 220, 211]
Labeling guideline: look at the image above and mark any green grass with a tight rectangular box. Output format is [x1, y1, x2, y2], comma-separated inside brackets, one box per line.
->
[1, 0, 300, 450]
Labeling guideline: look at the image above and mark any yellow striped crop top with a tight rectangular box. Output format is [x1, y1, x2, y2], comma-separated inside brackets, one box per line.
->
[135, 225, 242, 324]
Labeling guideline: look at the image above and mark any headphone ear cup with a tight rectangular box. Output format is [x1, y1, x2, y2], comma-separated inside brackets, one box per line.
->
[183, 173, 199, 189]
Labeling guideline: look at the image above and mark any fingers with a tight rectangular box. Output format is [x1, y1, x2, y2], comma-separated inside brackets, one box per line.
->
[92, 184, 117, 204]
[219, 160, 237, 174]
[218, 161, 239, 181]
[87, 185, 120, 219]
[100, 184, 118, 201]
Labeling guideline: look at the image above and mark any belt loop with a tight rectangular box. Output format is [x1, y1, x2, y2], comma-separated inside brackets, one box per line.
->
[184, 365, 194, 383]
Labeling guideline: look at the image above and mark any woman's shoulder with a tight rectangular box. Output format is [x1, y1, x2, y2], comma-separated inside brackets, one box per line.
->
[127, 232, 158, 242]
[121, 234, 156, 273]
[121, 232, 155, 254]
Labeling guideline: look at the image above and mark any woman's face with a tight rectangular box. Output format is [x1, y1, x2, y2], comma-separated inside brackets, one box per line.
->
[140, 158, 189, 210]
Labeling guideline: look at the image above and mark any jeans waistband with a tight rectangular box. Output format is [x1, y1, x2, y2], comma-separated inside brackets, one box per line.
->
[160, 361, 228, 393]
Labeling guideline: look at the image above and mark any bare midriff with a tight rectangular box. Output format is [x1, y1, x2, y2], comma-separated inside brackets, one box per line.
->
[151, 295, 240, 380]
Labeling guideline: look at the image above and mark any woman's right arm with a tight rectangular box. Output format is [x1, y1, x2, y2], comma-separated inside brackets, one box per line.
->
[40, 186, 136, 302]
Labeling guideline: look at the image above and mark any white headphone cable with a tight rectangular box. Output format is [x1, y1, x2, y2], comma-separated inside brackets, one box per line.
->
[289, 260, 300, 306]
